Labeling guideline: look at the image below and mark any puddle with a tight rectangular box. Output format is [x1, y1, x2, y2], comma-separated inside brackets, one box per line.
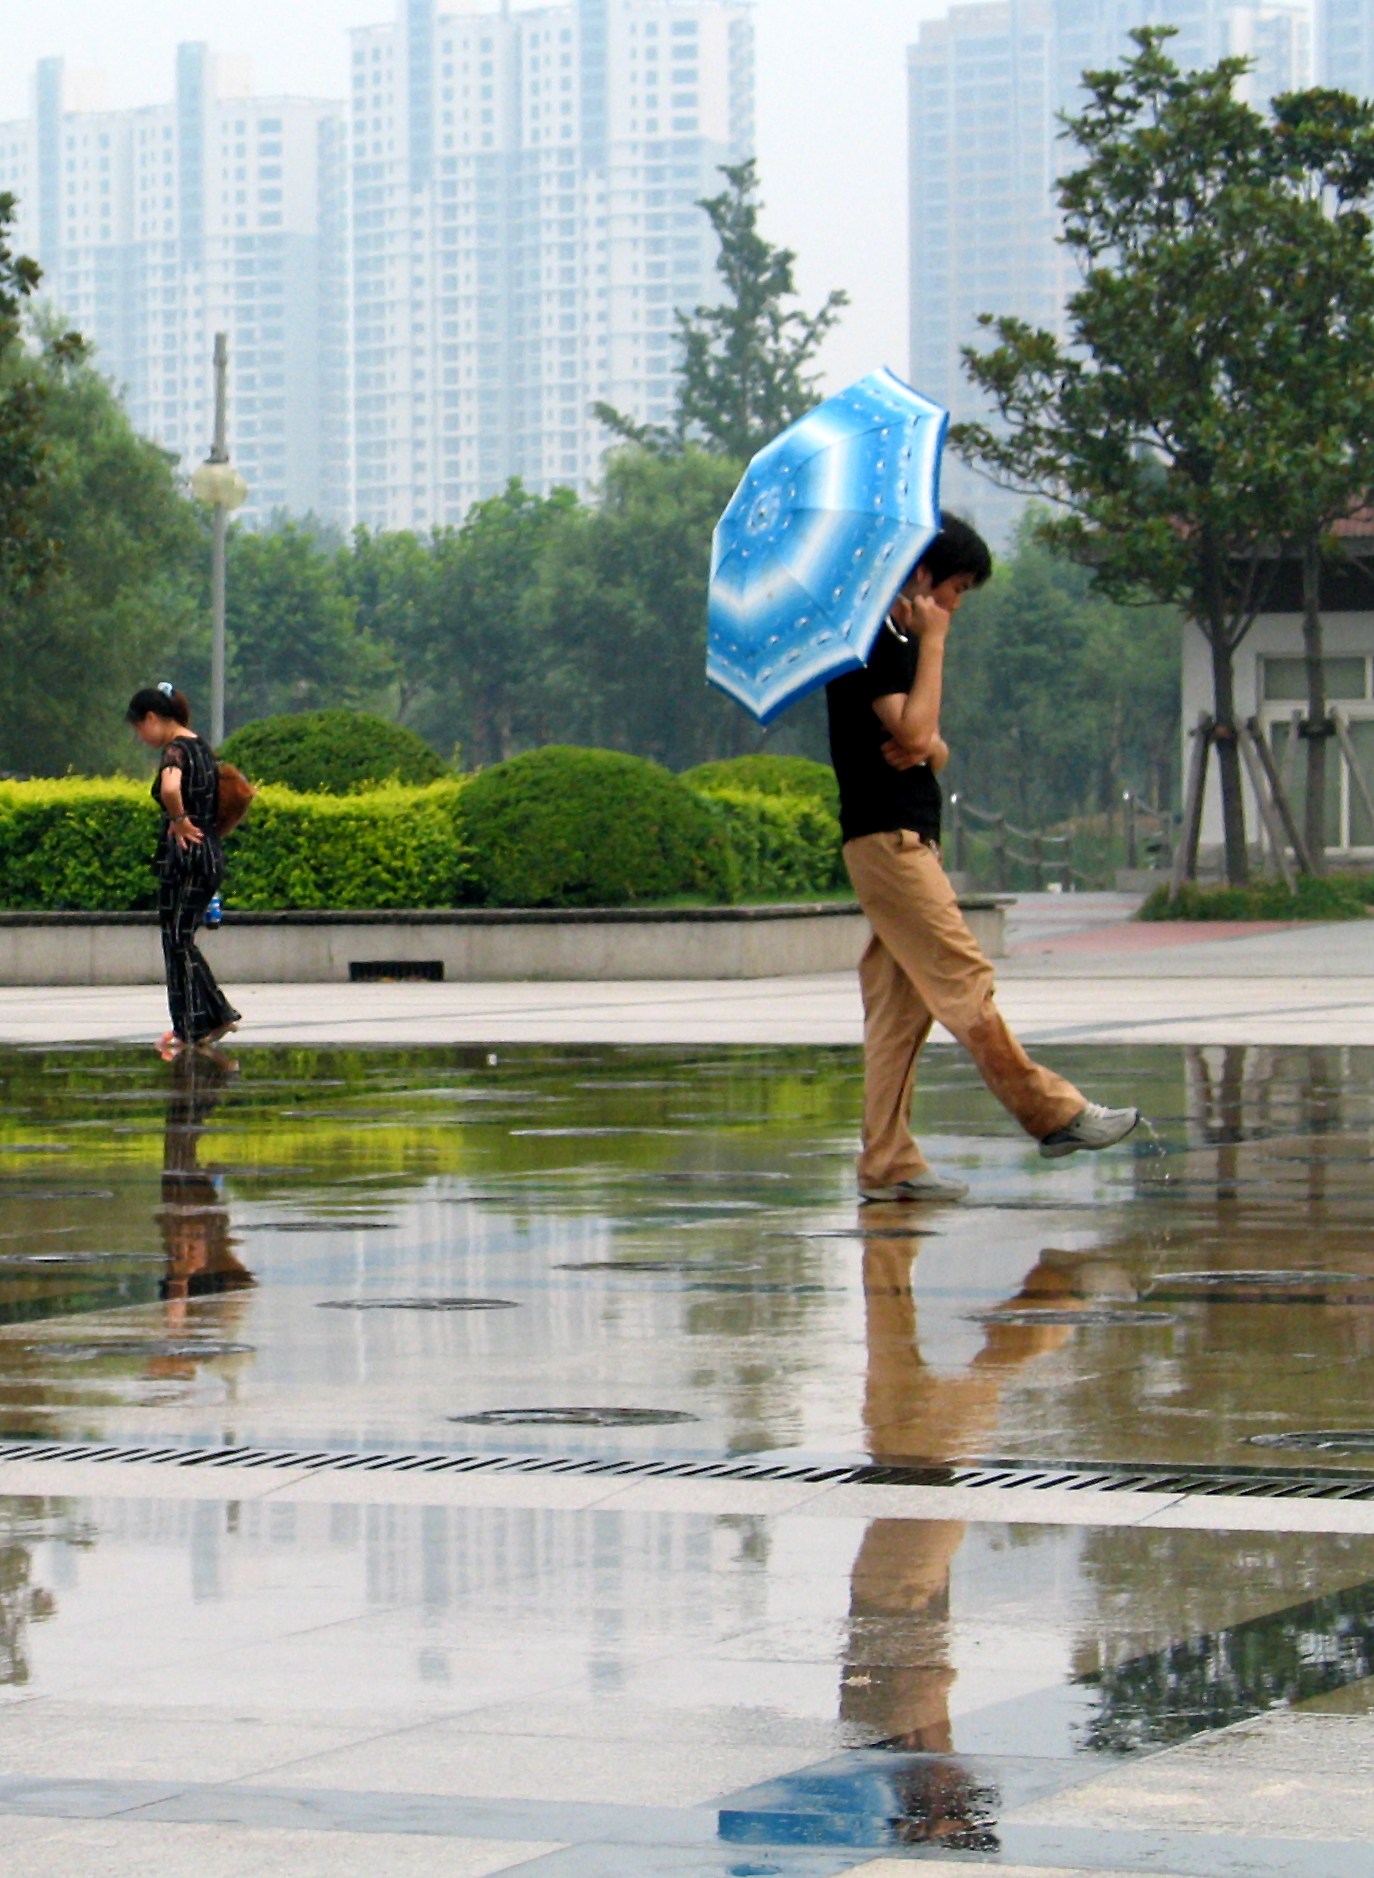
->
[0, 1038, 1370, 1471]
[3, 1041, 1374, 1858]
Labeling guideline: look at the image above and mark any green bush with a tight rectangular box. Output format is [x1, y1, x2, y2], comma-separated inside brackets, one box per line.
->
[1140, 874, 1374, 922]
[459, 746, 735, 907]
[0, 778, 475, 911]
[691, 787, 846, 899]
[219, 709, 448, 794]
[0, 778, 160, 910]
[681, 754, 840, 818]
[226, 781, 474, 909]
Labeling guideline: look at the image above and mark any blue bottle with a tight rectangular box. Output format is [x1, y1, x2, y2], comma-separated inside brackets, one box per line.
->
[205, 893, 223, 929]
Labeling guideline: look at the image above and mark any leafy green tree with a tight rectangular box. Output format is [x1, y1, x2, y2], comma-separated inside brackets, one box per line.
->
[954, 31, 1374, 884]
[224, 522, 384, 730]
[940, 517, 1180, 827]
[0, 200, 82, 596]
[1259, 88, 1374, 872]
[597, 161, 848, 461]
[422, 480, 580, 768]
[0, 332, 204, 776]
[340, 526, 436, 722]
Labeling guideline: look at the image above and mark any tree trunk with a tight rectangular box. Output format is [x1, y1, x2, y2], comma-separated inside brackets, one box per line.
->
[1301, 538, 1328, 877]
[1209, 634, 1249, 885]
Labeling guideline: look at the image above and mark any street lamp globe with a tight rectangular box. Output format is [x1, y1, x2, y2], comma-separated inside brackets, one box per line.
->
[191, 460, 249, 510]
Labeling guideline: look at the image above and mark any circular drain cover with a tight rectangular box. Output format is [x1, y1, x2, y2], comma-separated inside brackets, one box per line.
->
[319, 1297, 519, 1312]
[449, 1407, 699, 1428]
[1155, 1269, 1371, 1289]
[967, 1307, 1178, 1327]
[1249, 1430, 1374, 1453]
[29, 1340, 253, 1361]
[246, 1219, 398, 1232]
[556, 1260, 757, 1275]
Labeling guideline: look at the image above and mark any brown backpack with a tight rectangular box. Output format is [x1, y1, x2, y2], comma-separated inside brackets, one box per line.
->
[215, 761, 257, 835]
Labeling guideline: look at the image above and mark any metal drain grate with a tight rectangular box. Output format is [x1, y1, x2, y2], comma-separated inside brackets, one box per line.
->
[5, 1439, 1374, 1502]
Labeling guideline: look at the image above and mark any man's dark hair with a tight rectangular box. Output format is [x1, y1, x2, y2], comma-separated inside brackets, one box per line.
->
[914, 513, 993, 589]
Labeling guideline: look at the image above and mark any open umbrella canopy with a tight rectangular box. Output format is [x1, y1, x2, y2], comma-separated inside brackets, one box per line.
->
[707, 369, 948, 725]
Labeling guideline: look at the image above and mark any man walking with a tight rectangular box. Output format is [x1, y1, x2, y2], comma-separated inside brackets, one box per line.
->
[827, 515, 1139, 1201]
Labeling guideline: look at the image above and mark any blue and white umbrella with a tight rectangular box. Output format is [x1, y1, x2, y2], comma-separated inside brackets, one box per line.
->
[707, 369, 948, 725]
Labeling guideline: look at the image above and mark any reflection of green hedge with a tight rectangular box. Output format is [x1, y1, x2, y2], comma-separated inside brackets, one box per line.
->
[461, 746, 735, 907]
[1140, 876, 1374, 921]
[0, 778, 474, 911]
[691, 786, 845, 899]
[220, 709, 448, 794]
[681, 754, 840, 818]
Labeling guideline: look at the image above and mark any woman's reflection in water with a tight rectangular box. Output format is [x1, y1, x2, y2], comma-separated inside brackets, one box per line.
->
[841, 1223, 1112, 1844]
[159, 1046, 254, 1333]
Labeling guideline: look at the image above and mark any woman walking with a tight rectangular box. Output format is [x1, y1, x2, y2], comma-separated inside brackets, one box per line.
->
[128, 683, 240, 1057]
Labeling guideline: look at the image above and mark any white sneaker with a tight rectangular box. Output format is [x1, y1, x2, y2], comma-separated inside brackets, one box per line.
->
[859, 1171, 970, 1203]
[1039, 1103, 1140, 1160]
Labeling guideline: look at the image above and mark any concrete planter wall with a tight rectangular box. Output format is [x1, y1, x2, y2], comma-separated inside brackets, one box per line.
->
[0, 898, 1008, 985]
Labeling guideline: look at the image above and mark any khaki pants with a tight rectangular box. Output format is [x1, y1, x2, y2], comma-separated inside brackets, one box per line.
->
[844, 830, 1084, 1185]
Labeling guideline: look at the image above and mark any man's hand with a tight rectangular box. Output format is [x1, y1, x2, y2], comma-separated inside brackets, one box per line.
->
[881, 737, 925, 772]
[882, 734, 950, 774]
[892, 592, 952, 643]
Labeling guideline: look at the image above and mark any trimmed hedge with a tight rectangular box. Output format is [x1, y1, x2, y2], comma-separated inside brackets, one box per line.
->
[691, 787, 845, 899]
[227, 782, 474, 909]
[681, 754, 840, 818]
[0, 752, 851, 911]
[1140, 875, 1374, 922]
[219, 709, 448, 794]
[460, 746, 735, 907]
[0, 778, 161, 911]
[0, 778, 474, 912]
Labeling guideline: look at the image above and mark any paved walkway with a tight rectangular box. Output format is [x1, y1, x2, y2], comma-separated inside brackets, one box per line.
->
[3, 905, 1374, 1047]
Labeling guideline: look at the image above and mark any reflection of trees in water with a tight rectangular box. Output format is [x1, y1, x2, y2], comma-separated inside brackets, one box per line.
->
[0, 1506, 71, 1687]
[1076, 1564, 1374, 1753]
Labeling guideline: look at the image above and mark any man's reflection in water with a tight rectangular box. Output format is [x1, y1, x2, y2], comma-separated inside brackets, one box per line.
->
[841, 1225, 1106, 1845]
[159, 1048, 254, 1333]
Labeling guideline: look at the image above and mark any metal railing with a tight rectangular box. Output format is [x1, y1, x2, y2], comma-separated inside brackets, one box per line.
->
[947, 791, 1174, 892]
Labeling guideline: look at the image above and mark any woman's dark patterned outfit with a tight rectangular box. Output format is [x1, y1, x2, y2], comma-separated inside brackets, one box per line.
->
[153, 736, 240, 1043]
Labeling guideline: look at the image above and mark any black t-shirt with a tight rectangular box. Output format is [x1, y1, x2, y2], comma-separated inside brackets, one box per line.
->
[826, 620, 942, 844]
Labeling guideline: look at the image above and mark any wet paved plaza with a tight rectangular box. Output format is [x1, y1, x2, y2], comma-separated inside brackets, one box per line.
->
[4, 1039, 1374, 1873]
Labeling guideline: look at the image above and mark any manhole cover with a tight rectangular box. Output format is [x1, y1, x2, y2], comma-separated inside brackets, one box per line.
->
[25, 1340, 253, 1361]
[1249, 1431, 1374, 1453]
[319, 1297, 519, 1312]
[556, 1260, 758, 1274]
[0, 1189, 116, 1202]
[0, 1251, 144, 1266]
[245, 1219, 397, 1232]
[966, 1307, 1178, 1327]
[449, 1407, 700, 1428]
[1154, 1269, 1371, 1289]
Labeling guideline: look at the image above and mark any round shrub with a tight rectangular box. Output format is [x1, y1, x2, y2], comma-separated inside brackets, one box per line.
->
[460, 746, 736, 907]
[681, 753, 839, 818]
[219, 709, 448, 794]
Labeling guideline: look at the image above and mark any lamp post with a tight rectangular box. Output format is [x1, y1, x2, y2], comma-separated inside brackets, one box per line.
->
[190, 333, 248, 745]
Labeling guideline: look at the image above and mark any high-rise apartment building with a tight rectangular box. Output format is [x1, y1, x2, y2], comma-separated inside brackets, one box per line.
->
[0, 49, 347, 528]
[347, 0, 754, 532]
[910, 0, 1311, 532]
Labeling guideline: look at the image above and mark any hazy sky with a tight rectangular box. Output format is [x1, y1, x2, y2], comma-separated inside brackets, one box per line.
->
[0, 0, 949, 392]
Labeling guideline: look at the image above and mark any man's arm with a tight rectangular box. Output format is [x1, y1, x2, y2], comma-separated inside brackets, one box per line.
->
[872, 594, 950, 763]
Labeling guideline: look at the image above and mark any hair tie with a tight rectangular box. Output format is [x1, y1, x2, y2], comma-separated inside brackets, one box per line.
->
[157, 681, 175, 697]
